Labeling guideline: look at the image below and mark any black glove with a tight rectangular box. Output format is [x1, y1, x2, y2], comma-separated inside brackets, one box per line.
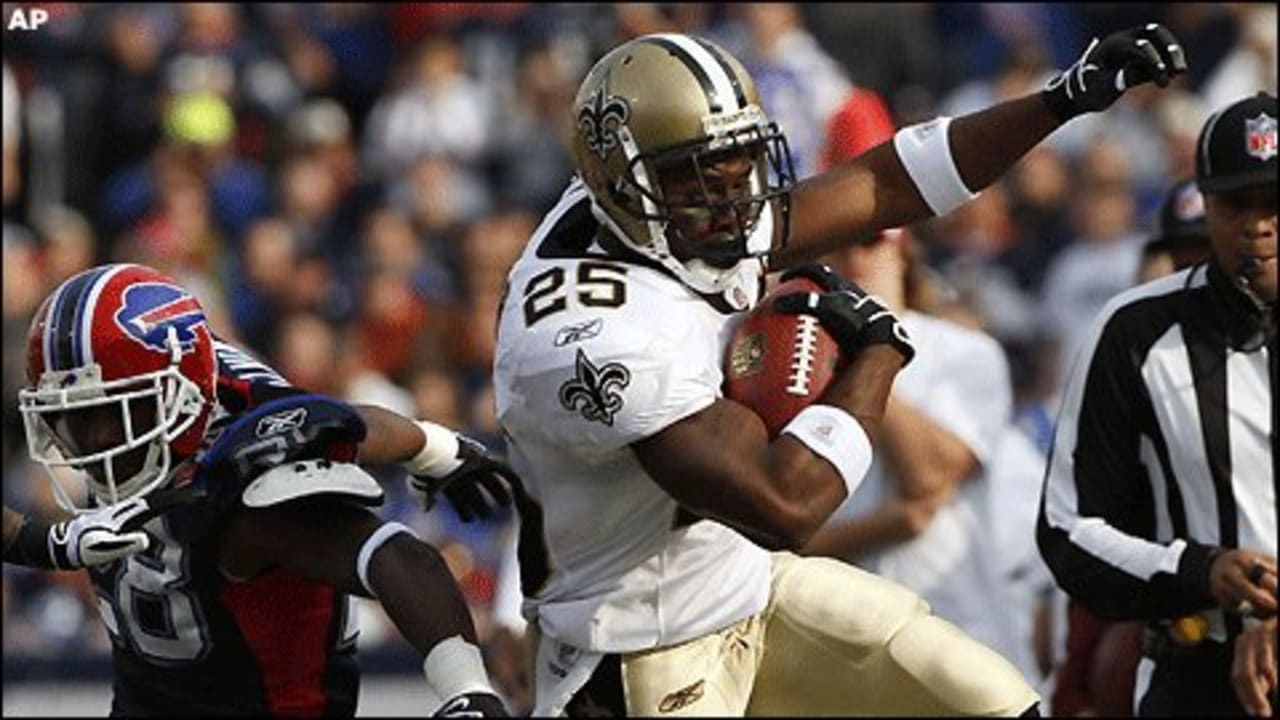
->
[1042, 23, 1187, 122]
[779, 263, 861, 294]
[433, 691, 509, 717]
[774, 264, 916, 365]
[409, 435, 517, 522]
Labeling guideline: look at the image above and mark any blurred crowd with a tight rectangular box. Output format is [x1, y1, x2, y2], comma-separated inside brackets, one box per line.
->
[2, 1, 1275, 714]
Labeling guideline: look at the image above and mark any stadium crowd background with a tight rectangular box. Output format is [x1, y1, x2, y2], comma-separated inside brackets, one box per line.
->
[2, 2, 1275, 715]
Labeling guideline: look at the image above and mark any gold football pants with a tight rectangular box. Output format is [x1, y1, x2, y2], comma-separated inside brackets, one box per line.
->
[618, 552, 1039, 716]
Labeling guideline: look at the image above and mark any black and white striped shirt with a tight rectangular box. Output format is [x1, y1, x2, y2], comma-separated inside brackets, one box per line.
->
[1037, 261, 1275, 642]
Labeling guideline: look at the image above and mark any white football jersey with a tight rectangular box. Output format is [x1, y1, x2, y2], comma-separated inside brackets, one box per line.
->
[494, 179, 772, 653]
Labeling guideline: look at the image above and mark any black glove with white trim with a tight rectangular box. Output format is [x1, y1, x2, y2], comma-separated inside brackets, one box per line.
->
[409, 435, 517, 522]
[774, 264, 916, 366]
[1042, 23, 1187, 122]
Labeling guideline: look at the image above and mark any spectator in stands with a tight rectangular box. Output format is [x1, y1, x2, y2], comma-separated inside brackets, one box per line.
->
[100, 91, 271, 246]
[1039, 139, 1146, 388]
[361, 33, 495, 185]
[731, 3, 852, 178]
[3, 60, 23, 209]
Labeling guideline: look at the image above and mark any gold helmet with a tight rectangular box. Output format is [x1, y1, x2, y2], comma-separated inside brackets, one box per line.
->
[571, 33, 795, 297]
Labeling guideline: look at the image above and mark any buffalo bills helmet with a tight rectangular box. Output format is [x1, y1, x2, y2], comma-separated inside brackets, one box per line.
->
[19, 264, 217, 511]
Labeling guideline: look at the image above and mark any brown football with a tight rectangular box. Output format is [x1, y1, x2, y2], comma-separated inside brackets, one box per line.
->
[723, 277, 843, 439]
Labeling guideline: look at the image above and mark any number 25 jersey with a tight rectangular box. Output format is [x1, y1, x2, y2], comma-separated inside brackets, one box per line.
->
[494, 179, 772, 654]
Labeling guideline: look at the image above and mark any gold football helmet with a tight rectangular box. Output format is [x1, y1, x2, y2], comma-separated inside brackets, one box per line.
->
[571, 33, 795, 297]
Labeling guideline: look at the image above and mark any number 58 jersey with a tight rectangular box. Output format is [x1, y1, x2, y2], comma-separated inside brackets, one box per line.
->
[494, 180, 772, 654]
[85, 340, 359, 716]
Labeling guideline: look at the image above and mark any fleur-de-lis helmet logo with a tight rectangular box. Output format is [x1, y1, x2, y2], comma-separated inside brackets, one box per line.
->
[558, 349, 632, 426]
[578, 84, 631, 160]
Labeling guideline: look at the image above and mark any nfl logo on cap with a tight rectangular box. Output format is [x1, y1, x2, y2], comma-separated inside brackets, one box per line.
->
[1196, 92, 1278, 193]
[1245, 113, 1277, 162]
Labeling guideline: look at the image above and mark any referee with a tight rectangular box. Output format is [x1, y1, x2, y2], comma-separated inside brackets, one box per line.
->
[1037, 91, 1277, 717]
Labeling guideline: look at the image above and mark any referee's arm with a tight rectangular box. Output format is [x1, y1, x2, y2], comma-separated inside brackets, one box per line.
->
[1036, 320, 1218, 621]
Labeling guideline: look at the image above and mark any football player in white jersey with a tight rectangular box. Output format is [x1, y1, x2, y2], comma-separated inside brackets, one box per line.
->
[493, 27, 1185, 717]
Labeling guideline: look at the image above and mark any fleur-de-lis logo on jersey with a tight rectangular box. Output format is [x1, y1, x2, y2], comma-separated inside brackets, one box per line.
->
[558, 349, 631, 426]
[578, 84, 630, 160]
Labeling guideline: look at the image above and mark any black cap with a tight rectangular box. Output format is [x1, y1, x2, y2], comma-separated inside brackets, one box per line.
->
[1150, 178, 1207, 249]
[1195, 92, 1278, 193]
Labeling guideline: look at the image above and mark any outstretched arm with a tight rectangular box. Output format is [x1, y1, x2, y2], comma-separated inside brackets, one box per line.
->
[3, 488, 200, 570]
[770, 95, 1055, 268]
[772, 24, 1186, 268]
[353, 404, 516, 522]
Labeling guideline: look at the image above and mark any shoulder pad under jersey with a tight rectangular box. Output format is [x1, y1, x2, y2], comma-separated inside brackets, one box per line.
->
[194, 394, 375, 513]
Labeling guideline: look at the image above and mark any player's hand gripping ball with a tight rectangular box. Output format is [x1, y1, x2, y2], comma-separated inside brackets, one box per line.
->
[723, 275, 844, 438]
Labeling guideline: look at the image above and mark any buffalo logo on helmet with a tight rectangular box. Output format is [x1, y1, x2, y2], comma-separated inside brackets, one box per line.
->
[578, 84, 630, 160]
[114, 283, 208, 353]
[1244, 112, 1277, 162]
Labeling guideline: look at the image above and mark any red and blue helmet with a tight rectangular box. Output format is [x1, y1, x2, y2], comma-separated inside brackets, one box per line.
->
[20, 263, 216, 511]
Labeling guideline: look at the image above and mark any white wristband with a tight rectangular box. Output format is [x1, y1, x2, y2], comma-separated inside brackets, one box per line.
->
[782, 405, 873, 500]
[422, 635, 499, 713]
[404, 420, 462, 477]
[356, 522, 416, 596]
[892, 116, 977, 217]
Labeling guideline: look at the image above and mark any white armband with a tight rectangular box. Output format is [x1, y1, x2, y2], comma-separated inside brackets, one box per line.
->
[782, 405, 873, 500]
[403, 420, 462, 477]
[422, 635, 499, 713]
[892, 116, 977, 217]
[356, 522, 417, 596]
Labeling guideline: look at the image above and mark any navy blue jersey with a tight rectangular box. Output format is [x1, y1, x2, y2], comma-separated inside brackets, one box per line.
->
[87, 339, 360, 716]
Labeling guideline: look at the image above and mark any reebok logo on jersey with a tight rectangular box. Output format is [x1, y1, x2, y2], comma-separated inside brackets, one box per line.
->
[255, 407, 308, 438]
[555, 318, 604, 347]
[658, 679, 705, 713]
[559, 349, 631, 426]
